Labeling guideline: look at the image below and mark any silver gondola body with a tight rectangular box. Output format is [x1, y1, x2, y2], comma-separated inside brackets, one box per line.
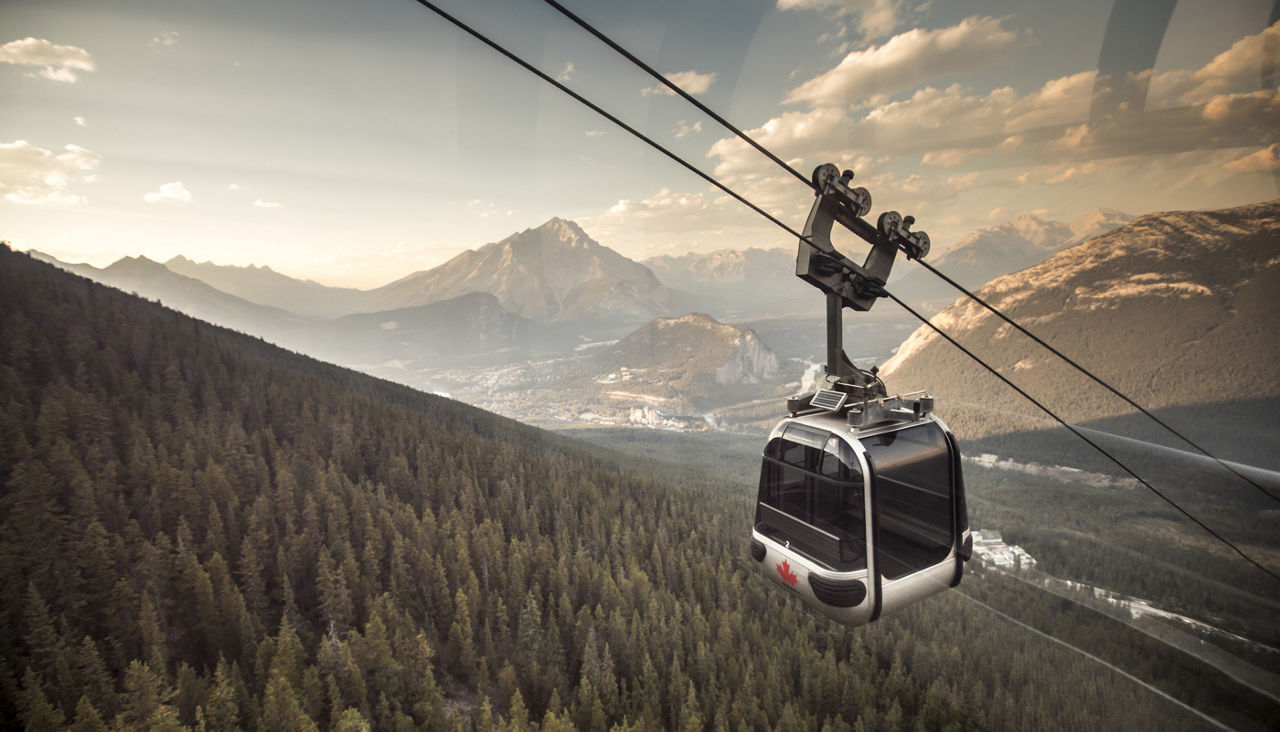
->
[750, 412, 971, 627]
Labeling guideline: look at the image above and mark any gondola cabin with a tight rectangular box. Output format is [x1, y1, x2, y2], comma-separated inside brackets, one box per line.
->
[748, 161, 971, 626]
[749, 409, 970, 626]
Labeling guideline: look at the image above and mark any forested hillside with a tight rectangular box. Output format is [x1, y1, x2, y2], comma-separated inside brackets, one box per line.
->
[0, 244, 1263, 730]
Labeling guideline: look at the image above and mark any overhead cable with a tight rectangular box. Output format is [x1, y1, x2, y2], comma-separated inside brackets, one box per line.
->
[541, 0, 817, 191]
[884, 291, 1280, 583]
[408, 0, 1280, 583]
[410, 0, 802, 243]
[543, 0, 1279, 504]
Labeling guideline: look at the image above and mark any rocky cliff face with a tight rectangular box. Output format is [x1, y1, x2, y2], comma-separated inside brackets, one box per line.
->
[606, 312, 781, 386]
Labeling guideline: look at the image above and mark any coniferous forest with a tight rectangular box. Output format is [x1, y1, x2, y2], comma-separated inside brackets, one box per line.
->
[2, 243, 1275, 730]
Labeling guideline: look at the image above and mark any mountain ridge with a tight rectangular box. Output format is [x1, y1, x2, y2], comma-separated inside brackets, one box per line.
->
[892, 207, 1134, 301]
[881, 199, 1280, 438]
[164, 254, 367, 318]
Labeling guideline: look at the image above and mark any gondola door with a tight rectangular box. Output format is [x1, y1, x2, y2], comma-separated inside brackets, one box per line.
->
[859, 418, 969, 619]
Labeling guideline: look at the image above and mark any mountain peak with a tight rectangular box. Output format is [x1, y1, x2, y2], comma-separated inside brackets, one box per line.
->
[110, 255, 167, 272]
[535, 217, 593, 247]
[354, 218, 669, 322]
[1067, 207, 1134, 243]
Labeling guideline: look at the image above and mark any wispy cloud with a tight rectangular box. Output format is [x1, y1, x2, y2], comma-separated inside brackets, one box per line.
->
[585, 130, 606, 137]
[643, 70, 717, 96]
[1224, 143, 1280, 172]
[785, 17, 1030, 106]
[0, 139, 101, 205]
[150, 31, 180, 48]
[73, 116, 86, 127]
[0, 37, 96, 83]
[555, 62, 574, 82]
[673, 120, 703, 139]
[253, 198, 283, 209]
[778, 0, 905, 40]
[143, 181, 192, 204]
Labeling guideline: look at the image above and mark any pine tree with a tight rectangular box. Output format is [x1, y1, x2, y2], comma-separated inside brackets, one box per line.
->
[259, 670, 319, 732]
[67, 695, 108, 732]
[18, 668, 64, 731]
[201, 658, 241, 732]
[114, 660, 181, 731]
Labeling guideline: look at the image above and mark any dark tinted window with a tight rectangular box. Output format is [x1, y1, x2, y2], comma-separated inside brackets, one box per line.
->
[863, 422, 954, 580]
[756, 428, 866, 570]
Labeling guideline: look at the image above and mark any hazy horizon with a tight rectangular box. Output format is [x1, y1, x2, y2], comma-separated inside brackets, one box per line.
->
[4, 0, 1278, 287]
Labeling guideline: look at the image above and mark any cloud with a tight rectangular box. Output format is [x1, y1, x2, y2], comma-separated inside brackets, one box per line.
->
[785, 17, 1030, 106]
[580, 187, 773, 256]
[708, 67, 1119, 182]
[150, 31, 180, 48]
[0, 140, 100, 205]
[708, 106, 860, 180]
[674, 120, 703, 139]
[465, 199, 518, 218]
[73, 116, 86, 127]
[0, 37, 95, 83]
[921, 148, 978, 168]
[555, 62, 574, 82]
[643, 70, 717, 96]
[1149, 21, 1280, 108]
[606, 22, 1278, 263]
[253, 198, 283, 208]
[777, 0, 904, 40]
[585, 130, 606, 137]
[1224, 143, 1280, 172]
[143, 181, 192, 204]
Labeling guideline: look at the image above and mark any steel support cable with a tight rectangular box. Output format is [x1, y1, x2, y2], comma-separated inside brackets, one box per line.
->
[955, 592, 1233, 731]
[883, 290, 1280, 583]
[542, 0, 1279, 504]
[408, 0, 1280, 584]
[410, 0, 802, 245]
[541, 0, 817, 191]
[908, 256, 1280, 503]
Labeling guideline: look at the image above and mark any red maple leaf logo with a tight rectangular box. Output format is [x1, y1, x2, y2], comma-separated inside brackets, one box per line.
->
[776, 558, 799, 586]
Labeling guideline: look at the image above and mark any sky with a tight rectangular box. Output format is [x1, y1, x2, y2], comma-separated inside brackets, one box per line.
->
[2, 0, 1278, 288]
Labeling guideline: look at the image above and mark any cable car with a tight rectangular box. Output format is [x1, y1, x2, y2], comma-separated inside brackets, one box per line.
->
[748, 164, 971, 626]
[750, 408, 970, 626]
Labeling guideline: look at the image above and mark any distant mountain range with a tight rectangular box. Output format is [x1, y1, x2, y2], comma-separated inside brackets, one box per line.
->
[164, 255, 366, 318]
[643, 247, 812, 318]
[28, 251, 544, 369]
[891, 208, 1133, 302]
[880, 200, 1280, 439]
[23, 207, 1159, 431]
[354, 218, 671, 324]
[27, 252, 305, 342]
